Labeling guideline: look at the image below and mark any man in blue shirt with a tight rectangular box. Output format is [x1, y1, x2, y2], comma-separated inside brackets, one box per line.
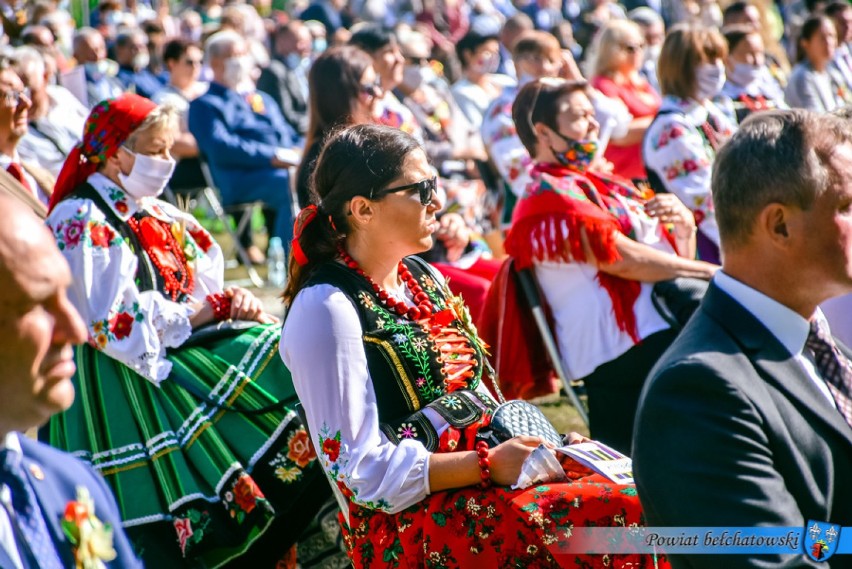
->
[189, 30, 300, 255]
[114, 29, 166, 100]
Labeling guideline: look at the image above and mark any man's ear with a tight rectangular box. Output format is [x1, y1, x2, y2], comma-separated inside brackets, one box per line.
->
[757, 203, 793, 247]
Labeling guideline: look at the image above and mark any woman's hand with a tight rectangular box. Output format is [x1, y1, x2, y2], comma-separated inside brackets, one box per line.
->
[489, 436, 544, 486]
[645, 194, 697, 238]
[435, 213, 471, 262]
[224, 287, 279, 324]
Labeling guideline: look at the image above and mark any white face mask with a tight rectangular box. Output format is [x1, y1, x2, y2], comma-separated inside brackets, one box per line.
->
[695, 61, 726, 100]
[223, 55, 254, 89]
[729, 62, 761, 88]
[645, 44, 662, 65]
[132, 52, 150, 71]
[402, 65, 428, 89]
[471, 52, 499, 75]
[119, 148, 176, 199]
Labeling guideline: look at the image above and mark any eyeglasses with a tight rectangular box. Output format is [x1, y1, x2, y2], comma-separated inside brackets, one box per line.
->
[622, 43, 645, 54]
[1, 87, 30, 108]
[361, 79, 383, 98]
[372, 176, 437, 206]
[405, 56, 429, 67]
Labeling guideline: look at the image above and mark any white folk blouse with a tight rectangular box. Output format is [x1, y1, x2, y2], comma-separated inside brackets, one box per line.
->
[46, 173, 225, 384]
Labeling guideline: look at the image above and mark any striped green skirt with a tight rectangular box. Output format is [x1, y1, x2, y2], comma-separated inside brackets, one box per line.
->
[44, 323, 329, 567]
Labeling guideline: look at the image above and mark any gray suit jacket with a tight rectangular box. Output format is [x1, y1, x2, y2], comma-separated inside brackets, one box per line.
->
[633, 282, 852, 569]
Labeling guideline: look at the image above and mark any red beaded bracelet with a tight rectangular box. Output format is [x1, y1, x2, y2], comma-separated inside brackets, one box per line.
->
[475, 440, 491, 489]
[206, 293, 232, 321]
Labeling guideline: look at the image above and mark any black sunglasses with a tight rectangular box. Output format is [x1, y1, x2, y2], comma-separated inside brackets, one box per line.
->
[622, 43, 645, 54]
[361, 79, 383, 98]
[372, 176, 437, 206]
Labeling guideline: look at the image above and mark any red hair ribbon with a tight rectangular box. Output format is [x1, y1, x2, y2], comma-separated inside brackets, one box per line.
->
[291, 204, 319, 266]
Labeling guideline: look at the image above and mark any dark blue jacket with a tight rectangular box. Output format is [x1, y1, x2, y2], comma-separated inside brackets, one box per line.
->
[0, 435, 142, 569]
[116, 66, 166, 100]
[188, 82, 296, 200]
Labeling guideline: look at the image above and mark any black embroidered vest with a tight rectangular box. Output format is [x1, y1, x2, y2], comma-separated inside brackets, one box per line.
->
[305, 257, 496, 450]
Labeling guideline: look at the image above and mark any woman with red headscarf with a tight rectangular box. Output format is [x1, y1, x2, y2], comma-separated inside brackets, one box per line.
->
[42, 94, 329, 568]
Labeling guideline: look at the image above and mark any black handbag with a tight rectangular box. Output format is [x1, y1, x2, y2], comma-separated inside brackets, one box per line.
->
[477, 400, 563, 448]
[651, 277, 709, 330]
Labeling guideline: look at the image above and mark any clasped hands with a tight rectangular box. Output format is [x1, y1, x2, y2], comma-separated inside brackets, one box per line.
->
[487, 432, 594, 487]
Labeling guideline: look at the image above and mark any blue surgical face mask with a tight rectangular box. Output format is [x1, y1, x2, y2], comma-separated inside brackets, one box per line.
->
[312, 37, 327, 56]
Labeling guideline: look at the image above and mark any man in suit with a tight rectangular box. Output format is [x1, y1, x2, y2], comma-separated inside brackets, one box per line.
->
[189, 29, 300, 257]
[0, 193, 141, 569]
[257, 20, 311, 138]
[633, 109, 852, 568]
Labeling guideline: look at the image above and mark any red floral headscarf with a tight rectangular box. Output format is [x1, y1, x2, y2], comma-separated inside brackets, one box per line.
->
[49, 94, 158, 212]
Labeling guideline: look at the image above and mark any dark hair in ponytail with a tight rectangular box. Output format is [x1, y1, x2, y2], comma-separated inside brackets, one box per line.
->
[282, 124, 422, 305]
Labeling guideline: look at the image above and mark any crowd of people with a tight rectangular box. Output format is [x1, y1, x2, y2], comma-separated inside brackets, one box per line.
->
[0, 0, 848, 567]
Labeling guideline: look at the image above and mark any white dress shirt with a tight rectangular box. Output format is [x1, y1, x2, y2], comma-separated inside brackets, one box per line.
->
[714, 271, 837, 407]
[0, 432, 24, 569]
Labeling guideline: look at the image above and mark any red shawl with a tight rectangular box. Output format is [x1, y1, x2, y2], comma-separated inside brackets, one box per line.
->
[504, 163, 647, 343]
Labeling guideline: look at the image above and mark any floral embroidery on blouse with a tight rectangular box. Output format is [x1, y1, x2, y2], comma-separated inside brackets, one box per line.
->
[89, 300, 145, 349]
[318, 425, 393, 512]
[52, 212, 123, 251]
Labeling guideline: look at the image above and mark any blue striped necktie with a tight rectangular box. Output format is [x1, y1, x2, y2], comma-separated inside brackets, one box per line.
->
[0, 449, 63, 569]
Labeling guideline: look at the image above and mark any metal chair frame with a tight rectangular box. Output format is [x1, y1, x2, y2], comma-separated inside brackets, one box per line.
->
[513, 267, 590, 427]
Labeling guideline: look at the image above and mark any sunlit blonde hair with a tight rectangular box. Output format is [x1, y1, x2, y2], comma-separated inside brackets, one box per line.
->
[124, 104, 179, 151]
[588, 20, 644, 79]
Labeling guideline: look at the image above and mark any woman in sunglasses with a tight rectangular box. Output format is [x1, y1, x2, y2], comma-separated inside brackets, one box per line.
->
[505, 78, 717, 453]
[282, 123, 667, 569]
[588, 19, 661, 181]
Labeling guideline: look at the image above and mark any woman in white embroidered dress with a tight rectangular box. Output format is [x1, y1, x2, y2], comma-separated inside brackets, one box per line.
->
[41, 94, 329, 568]
[642, 25, 737, 265]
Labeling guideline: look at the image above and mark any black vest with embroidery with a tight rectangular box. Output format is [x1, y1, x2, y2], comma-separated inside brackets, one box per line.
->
[305, 257, 496, 451]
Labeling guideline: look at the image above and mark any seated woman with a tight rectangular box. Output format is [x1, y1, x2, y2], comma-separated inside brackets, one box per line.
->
[785, 15, 850, 113]
[720, 25, 787, 124]
[506, 79, 718, 453]
[642, 25, 736, 265]
[589, 19, 661, 181]
[281, 123, 668, 568]
[43, 94, 329, 568]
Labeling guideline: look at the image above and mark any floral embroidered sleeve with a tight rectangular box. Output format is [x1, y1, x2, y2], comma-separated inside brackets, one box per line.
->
[642, 114, 720, 246]
[47, 198, 194, 384]
[280, 284, 431, 515]
[481, 91, 533, 198]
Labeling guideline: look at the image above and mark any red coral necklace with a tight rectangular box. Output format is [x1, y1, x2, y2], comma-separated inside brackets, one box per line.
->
[337, 245, 434, 321]
[127, 215, 194, 301]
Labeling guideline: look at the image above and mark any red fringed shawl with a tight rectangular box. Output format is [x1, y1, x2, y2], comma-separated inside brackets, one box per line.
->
[504, 163, 658, 343]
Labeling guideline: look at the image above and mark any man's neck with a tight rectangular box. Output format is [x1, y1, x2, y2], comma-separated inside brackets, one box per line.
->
[0, 136, 19, 159]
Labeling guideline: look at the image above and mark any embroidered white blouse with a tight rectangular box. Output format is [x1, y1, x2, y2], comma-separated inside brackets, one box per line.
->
[280, 280, 496, 520]
[642, 96, 736, 247]
[46, 173, 225, 384]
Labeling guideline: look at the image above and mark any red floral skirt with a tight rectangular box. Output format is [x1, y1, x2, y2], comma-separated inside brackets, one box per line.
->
[338, 424, 668, 568]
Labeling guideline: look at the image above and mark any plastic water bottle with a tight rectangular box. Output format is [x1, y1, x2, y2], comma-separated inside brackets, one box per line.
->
[267, 237, 287, 288]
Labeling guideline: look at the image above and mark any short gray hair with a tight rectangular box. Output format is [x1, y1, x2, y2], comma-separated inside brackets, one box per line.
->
[13, 46, 45, 80]
[629, 7, 664, 27]
[713, 109, 852, 249]
[204, 29, 244, 61]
